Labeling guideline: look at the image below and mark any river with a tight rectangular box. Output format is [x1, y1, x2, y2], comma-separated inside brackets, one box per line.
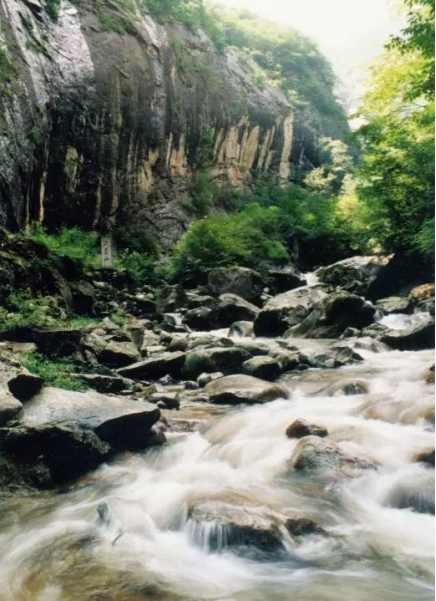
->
[0, 322, 434, 600]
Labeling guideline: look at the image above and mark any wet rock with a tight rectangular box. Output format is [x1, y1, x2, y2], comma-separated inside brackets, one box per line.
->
[183, 347, 251, 380]
[204, 374, 289, 404]
[269, 351, 300, 372]
[215, 294, 260, 328]
[375, 296, 411, 315]
[299, 345, 363, 369]
[254, 285, 330, 337]
[290, 437, 376, 478]
[33, 328, 82, 357]
[168, 336, 189, 352]
[72, 374, 135, 395]
[117, 352, 186, 380]
[425, 365, 435, 384]
[187, 295, 218, 310]
[384, 476, 434, 514]
[287, 291, 375, 339]
[197, 372, 224, 387]
[121, 293, 156, 316]
[149, 392, 180, 410]
[323, 379, 369, 396]
[234, 341, 271, 357]
[317, 255, 391, 295]
[409, 283, 435, 306]
[7, 370, 43, 401]
[156, 285, 187, 312]
[84, 330, 141, 368]
[208, 267, 264, 302]
[242, 356, 282, 381]
[184, 380, 199, 390]
[286, 419, 328, 439]
[182, 307, 216, 331]
[267, 265, 306, 294]
[380, 317, 435, 351]
[285, 517, 325, 537]
[188, 335, 234, 350]
[0, 391, 23, 426]
[413, 448, 435, 467]
[228, 321, 254, 337]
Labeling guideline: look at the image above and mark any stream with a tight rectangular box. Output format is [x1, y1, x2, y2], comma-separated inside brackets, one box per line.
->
[0, 321, 434, 600]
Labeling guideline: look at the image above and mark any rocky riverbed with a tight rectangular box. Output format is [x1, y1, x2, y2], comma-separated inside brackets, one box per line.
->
[0, 255, 434, 600]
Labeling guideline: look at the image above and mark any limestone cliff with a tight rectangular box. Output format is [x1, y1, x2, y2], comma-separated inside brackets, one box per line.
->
[0, 0, 346, 247]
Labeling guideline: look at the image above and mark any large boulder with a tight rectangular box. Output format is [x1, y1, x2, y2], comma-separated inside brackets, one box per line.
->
[84, 329, 141, 368]
[380, 317, 435, 351]
[267, 265, 307, 294]
[117, 352, 186, 380]
[242, 356, 282, 381]
[182, 307, 216, 331]
[215, 294, 260, 328]
[375, 296, 412, 315]
[317, 255, 391, 295]
[204, 374, 289, 404]
[183, 347, 251, 380]
[289, 437, 376, 478]
[287, 291, 376, 339]
[0, 390, 23, 426]
[254, 285, 330, 337]
[286, 419, 328, 439]
[207, 267, 264, 302]
[298, 344, 364, 369]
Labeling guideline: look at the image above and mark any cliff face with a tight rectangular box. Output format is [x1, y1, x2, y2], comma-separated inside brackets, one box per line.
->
[0, 0, 343, 247]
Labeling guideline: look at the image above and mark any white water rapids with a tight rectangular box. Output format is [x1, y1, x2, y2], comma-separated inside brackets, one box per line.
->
[0, 333, 434, 600]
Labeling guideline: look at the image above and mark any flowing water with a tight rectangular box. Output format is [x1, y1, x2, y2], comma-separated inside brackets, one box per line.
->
[0, 332, 434, 600]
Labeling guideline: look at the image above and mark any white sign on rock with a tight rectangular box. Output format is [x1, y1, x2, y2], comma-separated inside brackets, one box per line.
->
[101, 235, 113, 268]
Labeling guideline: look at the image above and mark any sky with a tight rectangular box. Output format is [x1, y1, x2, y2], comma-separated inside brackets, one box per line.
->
[216, 0, 404, 107]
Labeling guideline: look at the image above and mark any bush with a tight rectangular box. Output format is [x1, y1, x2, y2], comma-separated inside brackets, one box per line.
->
[23, 226, 100, 268]
[0, 294, 66, 332]
[22, 352, 86, 391]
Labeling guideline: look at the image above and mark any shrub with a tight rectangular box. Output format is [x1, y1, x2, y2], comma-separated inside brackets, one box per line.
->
[23, 226, 100, 268]
[22, 352, 86, 391]
[0, 294, 66, 332]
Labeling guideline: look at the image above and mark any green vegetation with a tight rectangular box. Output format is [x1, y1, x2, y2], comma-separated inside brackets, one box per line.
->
[99, 11, 128, 35]
[0, 47, 16, 97]
[22, 352, 86, 391]
[0, 294, 67, 332]
[45, 0, 60, 21]
[24, 226, 100, 268]
[355, 0, 435, 258]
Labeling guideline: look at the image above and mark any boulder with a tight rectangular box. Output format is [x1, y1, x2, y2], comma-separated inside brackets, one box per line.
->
[233, 341, 270, 357]
[380, 317, 435, 351]
[290, 437, 376, 478]
[204, 374, 289, 404]
[215, 294, 260, 328]
[33, 328, 82, 357]
[287, 291, 375, 339]
[384, 476, 434, 515]
[149, 392, 180, 410]
[197, 372, 224, 387]
[207, 267, 264, 302]
[228, 321, 254, 338]
[7, 370, 43, 401]
[187, 295, 218, 310]
[72, 374, 135, 394]
[242, 356, 282, 381]
[182, 307, 216, 331]
[121, 293, 156, 316]
[117, 352, 186, 380]
[413, 448, 435, 467]
[267, 265, 307, 295]
[0, 391, 23, 426]
[183, 347, 251, 380]
[254, 285, 330, 337]
[187, 335, 234, 350]
[155, 284, 187, 312]
[298, 345, 363, 369]
[71, 281, 97, 315]
[409, 283, 435, 305]
[286, 419, 328, 439]
[84, 330, 141, 368]
[323, 379, 369, 396]
[375, 296, 412, 315]
[317, 255, 391, 295]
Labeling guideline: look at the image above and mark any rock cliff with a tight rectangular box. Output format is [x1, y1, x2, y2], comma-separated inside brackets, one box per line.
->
[0, 0, 347, 246]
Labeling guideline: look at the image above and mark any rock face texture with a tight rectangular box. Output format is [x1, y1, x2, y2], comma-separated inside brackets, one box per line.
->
[0, 0, 346, 245]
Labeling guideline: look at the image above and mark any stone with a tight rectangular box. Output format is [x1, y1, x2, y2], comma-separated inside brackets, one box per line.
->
[168, 336, 189, 352]
[323, 379, 369, 396]
[228, 321, 254, 337]
[117, 352, 186, 380]
[298, 345, 363, 369]
[156, 284, 187, 312]
[254, 285, 330, 337]
[71, 281, 97, 315]
[233, 341, 270, 357]
[184, 380, 199, 390]
[384, 476, 434, 515]
[413, 448, 435, 467]
[89, 335, 141, 368]
[267, 265, 306, 294]
[207, 267, 264, 302]
[425, 366, 435, 384]
[33, 328, 82, 357]
[409, 283, 435, 304]
[287, 291, 376, 339]
[149, 392, 180, 410]
[197, 372, 224, 387]
[121, 293, 156, 316]
[182, 307, 216, 331]
[187, 295, 218, 310]
[7, 370, 43, 401]
[188, 335, 234, 350]
[215, 294, 260, 328]
[72, 374, 135, 394]
[286, 419, 328, 439]
[242, 356, 282, 381]
[0, 391, 23, 426]
[183, 347, 251, 380]
[317, 255, 391, 295]
[204, 374, 289, 405]
[375, 296, 411, 315]
[140, 331, 161, 355]
[289, 437, 376, 478]
[380, 317, 435, 351]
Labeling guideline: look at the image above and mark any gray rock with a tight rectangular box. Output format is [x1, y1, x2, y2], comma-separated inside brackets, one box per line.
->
[149, 392, 180, 410]
[117, 352, 186, 380]
[380, 317, 435, 351]
[197, 372, 224, 387]
[0, 391, 23, 426]
[317, 255, 391, 295]
[208, 267, 264, 302]
[286, 419, 328, 439]
[215, 294, 260, 328]
[228, 321, 254, 337]
[375, 296, 412, 315]
[33, 328, 82, 357]
[323, 379, 369, 396]
[7, 370, 43, 401]
[183, 347, 251, 380]
[254, 285, 330, 337]
[267, 265, 306, 294]
[204, 374, 289, 404]
[182, 307, 216, 331]
[242, 356, 282, 381]
[188, 335, 234, 350]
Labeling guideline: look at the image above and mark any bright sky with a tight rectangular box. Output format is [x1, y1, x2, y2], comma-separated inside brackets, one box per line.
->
[216, 0, 404, 106]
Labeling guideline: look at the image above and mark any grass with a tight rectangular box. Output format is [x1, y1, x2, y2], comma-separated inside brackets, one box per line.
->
[22, 352, 87, 391]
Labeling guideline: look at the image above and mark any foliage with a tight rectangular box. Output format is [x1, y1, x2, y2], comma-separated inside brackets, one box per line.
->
[45, 0, 60, 21]
[23, 225, 100, 268]
[22, 352, 86, 391]
[389, 0, 435, 98]
[194, 126, 215, 169]
[113, 224, 159, 257]
[0, 294, 67, 332]
[115, 252, 159, 286]
[99, 11, 128, 34]
[0, 47, 15, 96]
[355, 11, 435, 259]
